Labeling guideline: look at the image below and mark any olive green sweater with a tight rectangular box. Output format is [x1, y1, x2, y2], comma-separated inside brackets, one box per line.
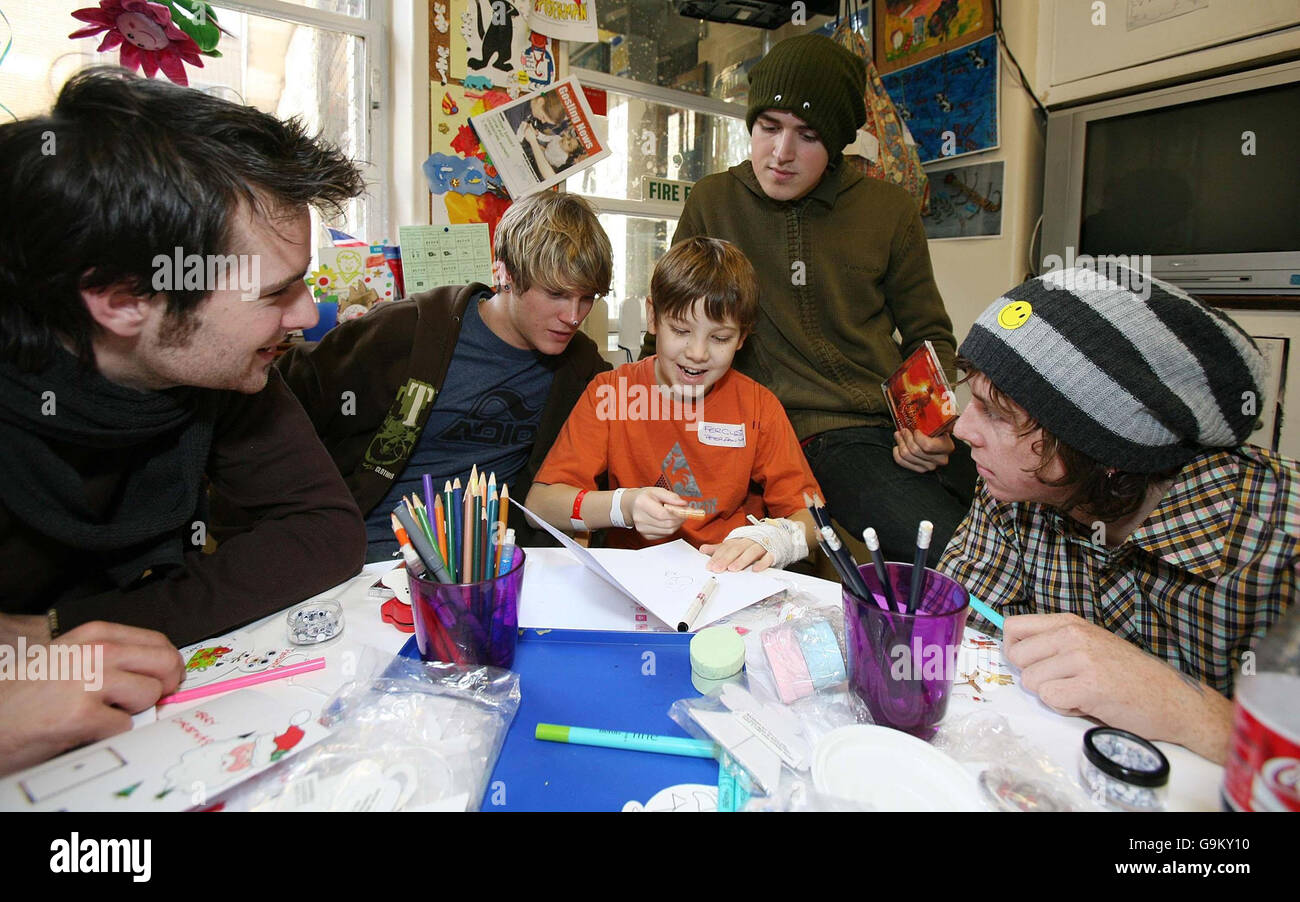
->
[659, 161, 956, 440]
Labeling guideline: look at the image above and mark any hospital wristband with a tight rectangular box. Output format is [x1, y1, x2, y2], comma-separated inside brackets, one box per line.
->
[609, 488, 629, 528]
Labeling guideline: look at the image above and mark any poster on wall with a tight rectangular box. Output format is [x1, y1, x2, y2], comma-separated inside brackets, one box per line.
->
[874, 0, 994, 74]
[529, 0, 599, 42]
[879, 33, 998, 164]
[920, 159, 1003, 239]
[425, 82, 515, 239]
[454, 0, 556, 90]
[471, 77, 609, 199]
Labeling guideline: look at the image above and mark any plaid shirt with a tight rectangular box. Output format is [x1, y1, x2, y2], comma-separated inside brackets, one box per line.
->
[939, 447, 1298, 696]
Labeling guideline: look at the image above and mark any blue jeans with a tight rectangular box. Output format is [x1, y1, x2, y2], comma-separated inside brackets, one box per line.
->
[803, 426, 977, 567]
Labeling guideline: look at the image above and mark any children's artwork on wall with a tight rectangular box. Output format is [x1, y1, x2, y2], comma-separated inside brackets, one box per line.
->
[427, 81, 514, 237]
[528, 0, 599, 42]
[453, 0, 554, 90]
[874, 0, 994, 74]
[920, 159, 1003, 239]
[431, 0, 452, 83]
[880, 34, 998, 164]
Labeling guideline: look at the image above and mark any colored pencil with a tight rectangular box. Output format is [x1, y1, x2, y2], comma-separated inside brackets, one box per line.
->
[433, 495, 449, 573]
[472, 492, 482, 582]
[496, 483, 509, 572]
[422, 473, 436, 522]
[412, 495, 436, 547]
[453, 477, 464, 581]
[443, 480, 455, 578]
[462, 481, 473, 583]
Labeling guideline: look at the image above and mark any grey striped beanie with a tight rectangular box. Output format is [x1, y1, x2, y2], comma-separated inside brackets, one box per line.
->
[959, 266, 1267, 473]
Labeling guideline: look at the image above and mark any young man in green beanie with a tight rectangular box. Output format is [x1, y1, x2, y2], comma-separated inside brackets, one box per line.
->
[940, 266, 1297, 764]
[644, 33, 975, 566]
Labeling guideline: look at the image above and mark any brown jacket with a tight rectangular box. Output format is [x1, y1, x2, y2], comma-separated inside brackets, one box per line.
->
[276, 285, 612, 542]
[0, 371, 366, 647]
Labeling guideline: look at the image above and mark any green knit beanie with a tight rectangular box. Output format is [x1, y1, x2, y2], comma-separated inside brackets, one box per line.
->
[746, 34, 867, 163]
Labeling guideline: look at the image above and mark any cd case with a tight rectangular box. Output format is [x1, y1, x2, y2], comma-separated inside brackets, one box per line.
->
[882, 341, 958, 437]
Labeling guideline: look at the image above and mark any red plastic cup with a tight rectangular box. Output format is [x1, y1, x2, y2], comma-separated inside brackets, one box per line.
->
[407, 548, 525, 668]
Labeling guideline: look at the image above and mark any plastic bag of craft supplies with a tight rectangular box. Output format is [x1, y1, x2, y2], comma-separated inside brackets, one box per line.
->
[214, 647, 520, 811]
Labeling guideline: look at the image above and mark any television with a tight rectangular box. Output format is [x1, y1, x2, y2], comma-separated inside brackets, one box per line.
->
[1042, 59, 1300, 296]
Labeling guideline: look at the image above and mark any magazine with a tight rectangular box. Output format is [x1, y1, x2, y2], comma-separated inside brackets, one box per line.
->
[881, 341, 959, 437]
[470, 76, 608, 199]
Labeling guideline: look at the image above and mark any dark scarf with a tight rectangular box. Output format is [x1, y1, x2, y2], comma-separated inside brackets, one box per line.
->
[0, 348, 219, 586]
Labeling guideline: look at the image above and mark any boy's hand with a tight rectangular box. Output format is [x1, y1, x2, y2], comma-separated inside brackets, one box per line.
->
[700, 538, 774, 573]
[893, 428, 953, 473]
[628, 487, 693, 540]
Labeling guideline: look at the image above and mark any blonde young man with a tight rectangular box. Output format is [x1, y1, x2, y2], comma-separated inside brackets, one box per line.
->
[279, 193, 614, 559]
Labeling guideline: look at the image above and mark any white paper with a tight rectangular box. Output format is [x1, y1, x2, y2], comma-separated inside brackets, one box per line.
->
[517, 547, 656, 631]
[511, 499, 783, 630]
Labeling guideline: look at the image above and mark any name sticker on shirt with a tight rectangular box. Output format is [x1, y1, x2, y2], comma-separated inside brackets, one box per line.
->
[697, 421, 746, 448]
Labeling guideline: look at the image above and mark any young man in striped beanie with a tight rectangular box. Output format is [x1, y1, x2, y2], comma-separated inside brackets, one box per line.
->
[939, 266, 1296, 764]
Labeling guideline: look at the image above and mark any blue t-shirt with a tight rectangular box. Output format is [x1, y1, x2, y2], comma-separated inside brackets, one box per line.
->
[365, 294, 554, 559]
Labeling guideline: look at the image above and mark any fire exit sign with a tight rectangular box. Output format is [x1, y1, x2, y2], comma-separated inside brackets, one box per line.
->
[643, 177, 694, 203]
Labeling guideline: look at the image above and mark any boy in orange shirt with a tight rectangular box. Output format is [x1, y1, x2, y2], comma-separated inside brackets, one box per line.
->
[527, 238, 821, 572]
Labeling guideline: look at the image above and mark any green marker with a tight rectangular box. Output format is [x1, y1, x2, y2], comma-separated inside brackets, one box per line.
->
[535, 723, 717, 759]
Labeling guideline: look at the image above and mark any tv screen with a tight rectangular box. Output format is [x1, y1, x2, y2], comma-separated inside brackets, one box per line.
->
[1079, 81, 1300, 258]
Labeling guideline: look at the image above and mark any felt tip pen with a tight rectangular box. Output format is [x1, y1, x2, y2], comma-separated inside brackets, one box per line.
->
[968, 596, 1005, 630]
[535, 724, 717, 759]
[677, 576, 719, 632]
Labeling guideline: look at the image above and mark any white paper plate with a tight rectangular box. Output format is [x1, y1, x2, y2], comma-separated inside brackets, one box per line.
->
[812, 725, 986, 811]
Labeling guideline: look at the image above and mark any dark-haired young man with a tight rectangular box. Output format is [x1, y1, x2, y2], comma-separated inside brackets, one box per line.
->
[939, 267, 1297, 763]
[642, 34, 975, 566]
[0, 69, 367, 775]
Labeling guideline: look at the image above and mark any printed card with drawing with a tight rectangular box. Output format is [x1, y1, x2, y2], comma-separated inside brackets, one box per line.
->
[0, 691, 328, 811]
[176, 632, 313, 691]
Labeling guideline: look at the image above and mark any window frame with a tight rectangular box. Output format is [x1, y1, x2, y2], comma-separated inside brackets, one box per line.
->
[567, 64, 747, 220]
[214, 0, 390, 239]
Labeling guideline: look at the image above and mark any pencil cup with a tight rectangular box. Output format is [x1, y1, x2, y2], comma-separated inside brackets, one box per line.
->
[408, 548, 525, 669]
[843, 563, 968, 740]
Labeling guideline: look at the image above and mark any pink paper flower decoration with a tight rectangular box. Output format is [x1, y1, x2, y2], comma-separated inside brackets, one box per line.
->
[70, 0, 205, 86]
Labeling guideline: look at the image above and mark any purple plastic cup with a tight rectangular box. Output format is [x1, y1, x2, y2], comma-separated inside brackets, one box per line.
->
[842, 562, 969, 739]
[408, 548, 525, 668]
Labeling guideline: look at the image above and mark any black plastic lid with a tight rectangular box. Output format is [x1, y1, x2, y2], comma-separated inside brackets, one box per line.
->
[1083, 727, 1170, 788]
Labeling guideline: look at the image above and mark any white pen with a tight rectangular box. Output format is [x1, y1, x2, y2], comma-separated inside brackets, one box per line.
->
[678, 576, 720, 633]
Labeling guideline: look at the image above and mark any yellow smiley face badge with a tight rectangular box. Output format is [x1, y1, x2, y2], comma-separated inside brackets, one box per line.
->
[997, 301, 1033, 330]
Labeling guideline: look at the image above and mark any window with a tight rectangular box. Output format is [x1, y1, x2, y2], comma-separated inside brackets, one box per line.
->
[0, 0, 386, 247]
[564, 1, 833, 329]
